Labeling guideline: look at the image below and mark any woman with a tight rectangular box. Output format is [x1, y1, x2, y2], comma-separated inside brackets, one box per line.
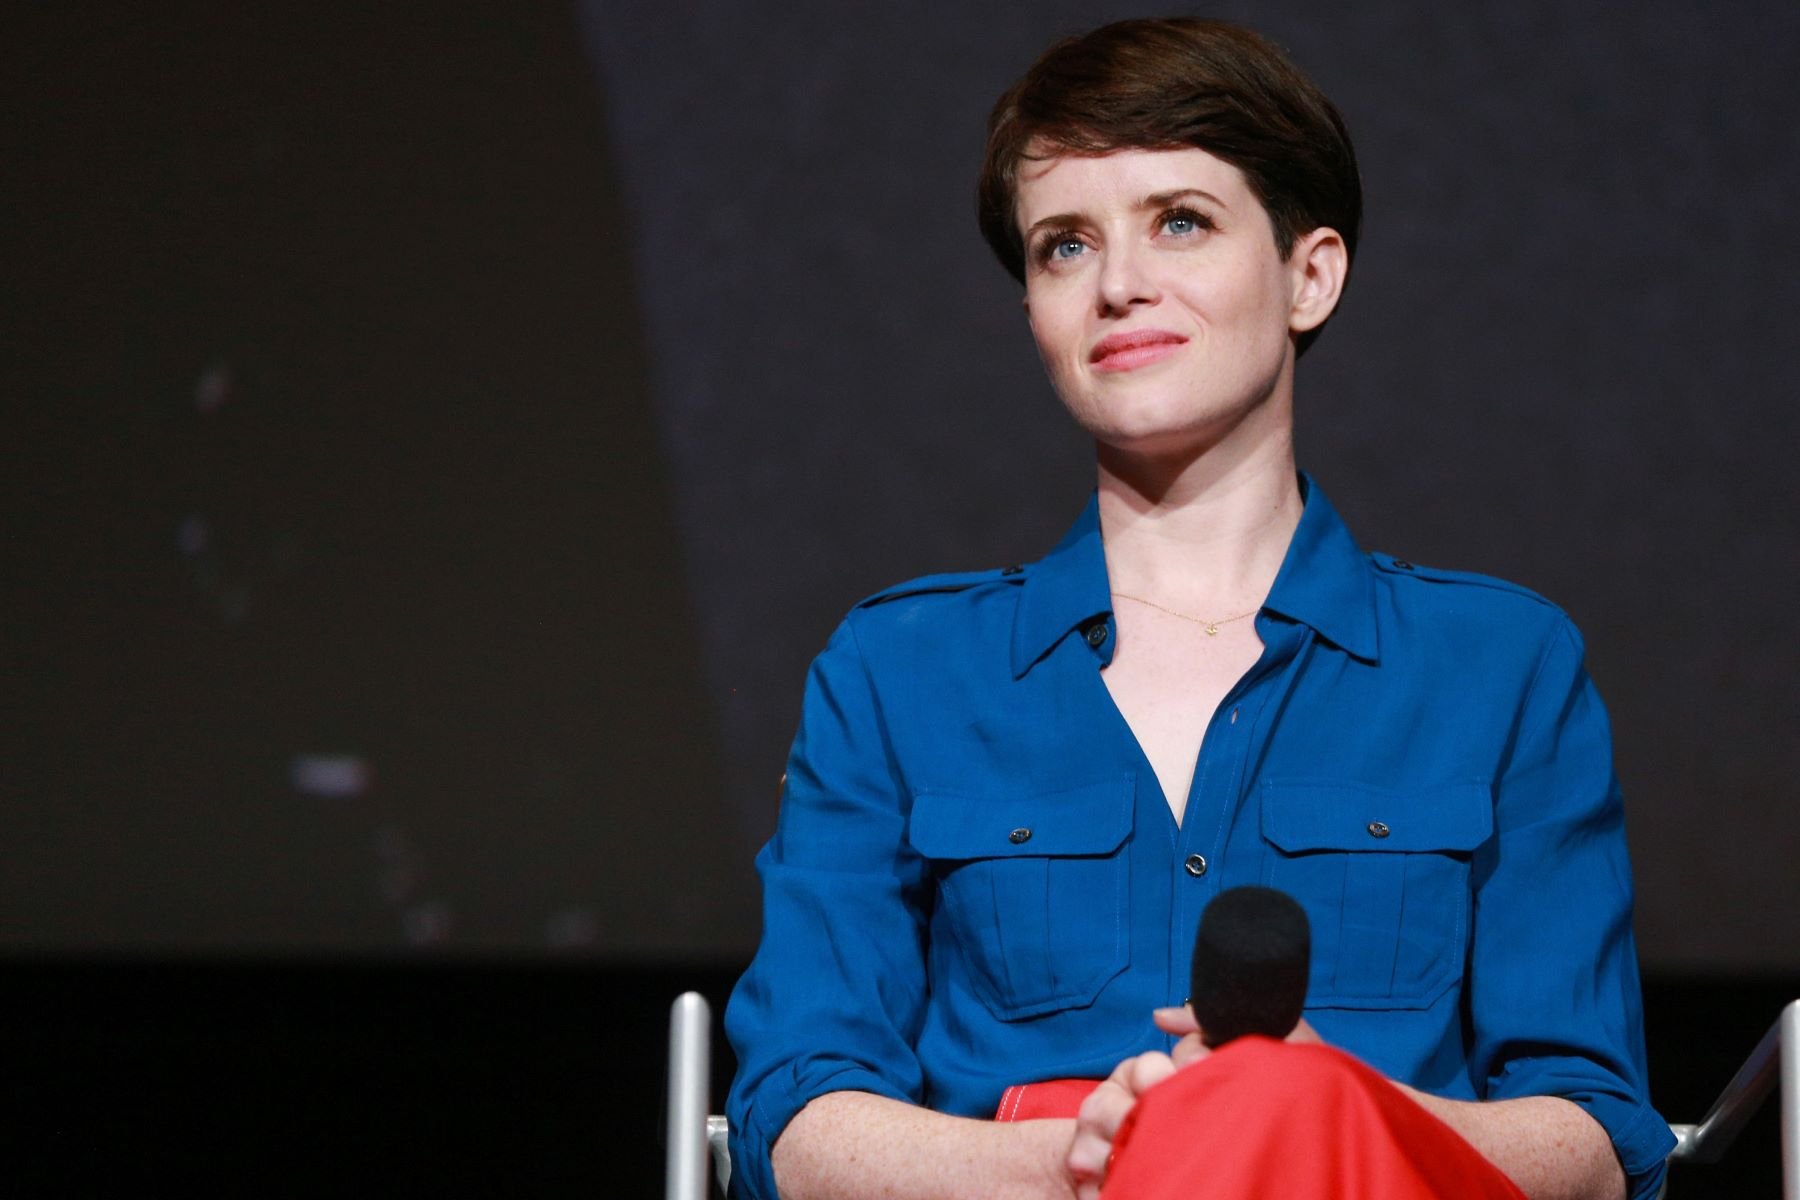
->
[724, 18, 1671, 1200]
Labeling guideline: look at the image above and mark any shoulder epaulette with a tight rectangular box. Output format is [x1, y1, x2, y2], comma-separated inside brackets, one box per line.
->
[854, 564, 1028, 609]
[1368, 552, 1560, 609]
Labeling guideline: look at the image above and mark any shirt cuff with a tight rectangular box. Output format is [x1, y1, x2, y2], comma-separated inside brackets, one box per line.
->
[1589, 1094, 1675, 1200]
[1491, 1059, 1676, 1200]
[729, 1063, 916, 1200]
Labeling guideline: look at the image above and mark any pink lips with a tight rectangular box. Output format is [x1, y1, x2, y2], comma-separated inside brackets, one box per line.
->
[1088, 329, 1188, 372]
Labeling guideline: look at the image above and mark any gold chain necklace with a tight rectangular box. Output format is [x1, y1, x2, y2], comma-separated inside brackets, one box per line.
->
[1111, 591, 1261, 637]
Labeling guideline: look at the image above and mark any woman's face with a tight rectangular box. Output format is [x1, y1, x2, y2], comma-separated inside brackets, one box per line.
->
[1015, 145, 1332, 460]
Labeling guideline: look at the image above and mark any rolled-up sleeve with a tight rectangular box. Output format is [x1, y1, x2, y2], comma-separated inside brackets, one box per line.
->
[1469, 617, 1675, 1199]
[723, 616, 930, 1200]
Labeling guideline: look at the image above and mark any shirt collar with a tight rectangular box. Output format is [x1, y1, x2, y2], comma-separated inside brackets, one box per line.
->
[1263, 474, 1379, 662]
[1010, 492, 1113, 677]
[1010, 472, 1379, 678]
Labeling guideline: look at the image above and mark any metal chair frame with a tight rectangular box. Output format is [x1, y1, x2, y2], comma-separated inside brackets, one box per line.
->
[666, 992, 1800, 1200]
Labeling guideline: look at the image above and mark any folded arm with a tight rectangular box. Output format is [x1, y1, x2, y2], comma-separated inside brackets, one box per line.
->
[1078, 1009, 1625, 1200]
[774, 1092, 1076, 1200]
[1394, 1087, 1623, 1200]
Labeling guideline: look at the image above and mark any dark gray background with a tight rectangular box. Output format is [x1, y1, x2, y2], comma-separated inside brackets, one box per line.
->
[6, 2, 1796, 970]
[583, 0, 1800, 970]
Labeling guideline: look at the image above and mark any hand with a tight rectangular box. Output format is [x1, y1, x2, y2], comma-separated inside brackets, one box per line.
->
[1065, 1006, 1324, 1197]
[1154, 1003, 1323, 1059]
[1065, 1047, 1182, 1200]
[1152, 1005, 1208, 1067]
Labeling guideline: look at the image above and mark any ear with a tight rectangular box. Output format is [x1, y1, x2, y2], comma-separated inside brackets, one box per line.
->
[1287, 226, 1348, 335]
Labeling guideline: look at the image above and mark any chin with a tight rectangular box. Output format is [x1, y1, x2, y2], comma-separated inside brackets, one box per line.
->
[1073, 392, 1226, 443]
[1084, 389, 1295, 466]
[1086, 414, 1232, 462]
[1078, 369, 1289, 454]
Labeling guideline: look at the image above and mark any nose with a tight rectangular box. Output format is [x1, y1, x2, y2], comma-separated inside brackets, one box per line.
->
[1096, 241, 1159, 315]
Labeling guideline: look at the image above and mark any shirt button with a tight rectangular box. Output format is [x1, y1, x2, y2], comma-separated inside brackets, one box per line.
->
[1084, 623, 1108, 648]
[1009, 827, 1032, 844]
[1367, 821, 1391, 839]
[1229, 707, 1239, 725]
[1184, 854, 1208, 877]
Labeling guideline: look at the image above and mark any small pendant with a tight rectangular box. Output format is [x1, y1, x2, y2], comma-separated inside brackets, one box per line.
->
[1204, 623, 1219, 636]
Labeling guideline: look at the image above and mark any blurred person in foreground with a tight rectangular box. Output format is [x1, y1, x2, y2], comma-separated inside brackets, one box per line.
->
[724, 17, 1672, 1200]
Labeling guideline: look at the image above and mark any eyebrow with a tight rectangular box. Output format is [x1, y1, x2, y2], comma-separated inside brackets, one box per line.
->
[1023, 187, 1230, 241]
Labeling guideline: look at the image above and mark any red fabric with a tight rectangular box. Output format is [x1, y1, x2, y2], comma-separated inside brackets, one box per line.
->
[1099, 1037, 1526, 1200]
[994, 1077, 1103, 1122]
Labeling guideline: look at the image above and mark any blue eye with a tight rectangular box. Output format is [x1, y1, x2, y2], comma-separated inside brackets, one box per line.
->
[1052, 238, 1085, 260]
[1163, 213, 1197, 235]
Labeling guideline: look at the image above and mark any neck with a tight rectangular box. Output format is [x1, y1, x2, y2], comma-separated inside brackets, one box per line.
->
[1095, 410, 1302, 613]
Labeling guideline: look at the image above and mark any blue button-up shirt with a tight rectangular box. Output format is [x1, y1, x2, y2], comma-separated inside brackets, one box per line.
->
[725, 476, 1673, 1199]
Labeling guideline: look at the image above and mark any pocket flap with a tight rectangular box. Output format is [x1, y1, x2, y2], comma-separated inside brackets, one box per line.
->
[908, 778, 1134, 859]
[1261, 780, 1492, 853]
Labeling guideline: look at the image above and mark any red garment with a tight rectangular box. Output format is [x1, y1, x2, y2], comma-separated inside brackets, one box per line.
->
[994, 1077, 1103, 1123]
[996, 1038, 1525, 1200]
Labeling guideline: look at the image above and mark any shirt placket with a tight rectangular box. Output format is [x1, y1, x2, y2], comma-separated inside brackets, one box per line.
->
[1166, 619, 1312, 1014]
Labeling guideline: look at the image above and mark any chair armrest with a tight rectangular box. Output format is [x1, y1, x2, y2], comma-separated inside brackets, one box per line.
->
[667, 992, 714, 1200]
[708, 1115, 733, 1194]
[1664, 997, 1798, 1200]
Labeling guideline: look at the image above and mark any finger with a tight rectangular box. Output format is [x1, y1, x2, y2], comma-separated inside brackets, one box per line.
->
[1067, 1127, 1112, 1180]
[1152, 1005, 1200, 1036]
[1170, 1033, 1212, 1069]
[1104, 1053, 1141, 1087]
[1079, 1065, 1135, 1133]
[1069, 1083, 1133, 1194]
[1076, 1077, 1135, 1140]
[1126, 1051, 1177, 1095]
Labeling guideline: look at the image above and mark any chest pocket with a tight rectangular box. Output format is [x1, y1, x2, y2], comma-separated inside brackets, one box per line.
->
[1260, 780, 1492, 1010]
[908, 779, 1133, 1022]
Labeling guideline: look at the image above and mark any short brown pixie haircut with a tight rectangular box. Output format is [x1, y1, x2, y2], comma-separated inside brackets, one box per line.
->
[978, 18, 1361, 355]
